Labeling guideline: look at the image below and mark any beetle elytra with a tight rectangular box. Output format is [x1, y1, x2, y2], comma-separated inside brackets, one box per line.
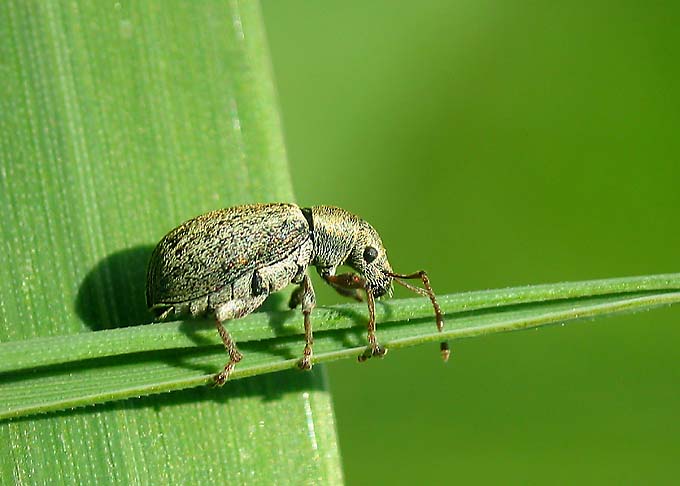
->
[146, 203, 446, 385]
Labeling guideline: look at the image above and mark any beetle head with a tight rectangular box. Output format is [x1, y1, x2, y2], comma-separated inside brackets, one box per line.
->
[345, 220, 394, 298]
[309, 206, 393, 297]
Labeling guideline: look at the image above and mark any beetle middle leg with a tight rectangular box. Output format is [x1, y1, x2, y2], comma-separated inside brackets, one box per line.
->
[291, 273, 316, 370]
[324, 273, 387, 361]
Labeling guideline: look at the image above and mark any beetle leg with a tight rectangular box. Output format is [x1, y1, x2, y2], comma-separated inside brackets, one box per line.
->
[387, 270, 449, 362]
[328, 282, 364, 301]
[323, 272, 363, 288]
[288, 285, 303, 309]
[153, 305, 175, 321]
[213, 318, 243, 386]
[210, 296, 267, 385]
[324, 273, 387, 361]
[358, 289, 387, 361]
[322, 272, 363, 301]
[297, 273, 316, 370]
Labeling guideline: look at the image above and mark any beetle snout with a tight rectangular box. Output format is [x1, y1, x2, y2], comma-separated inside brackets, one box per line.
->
[370, 271, 394, 298]
[372, 284, 391, 298]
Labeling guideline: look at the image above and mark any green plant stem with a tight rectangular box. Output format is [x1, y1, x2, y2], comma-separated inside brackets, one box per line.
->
[2, 273, 679, 420]
[3, 273, 678, 373]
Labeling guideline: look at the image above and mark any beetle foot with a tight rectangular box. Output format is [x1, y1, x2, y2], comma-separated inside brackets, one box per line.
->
[372, 344, 388, 358]
[213, 361, 237, 387]
[298, 348, 314, 370]
[298, 357, 313, 370]
[358, 344, 387, 362]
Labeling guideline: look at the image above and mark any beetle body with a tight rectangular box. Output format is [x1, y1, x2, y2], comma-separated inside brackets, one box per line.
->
[146, 203, 444, 385]
[147, 203, 314, 321]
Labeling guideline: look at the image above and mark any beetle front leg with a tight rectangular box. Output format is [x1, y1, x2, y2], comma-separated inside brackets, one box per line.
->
[324, 273, 387, 361]
[297, 273, 316, 370]
[324, 273, 363, 301]
[388, 270, 449, 362]
[357, 289, 387, 361]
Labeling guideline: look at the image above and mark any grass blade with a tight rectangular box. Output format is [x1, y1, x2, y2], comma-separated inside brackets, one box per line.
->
[2, 274, 679, 420]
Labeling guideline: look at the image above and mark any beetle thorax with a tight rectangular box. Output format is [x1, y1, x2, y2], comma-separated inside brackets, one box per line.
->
[308, 206, 360, 275]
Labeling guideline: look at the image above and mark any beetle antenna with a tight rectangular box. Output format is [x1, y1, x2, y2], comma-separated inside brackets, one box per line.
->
[386, 270, 449, 362]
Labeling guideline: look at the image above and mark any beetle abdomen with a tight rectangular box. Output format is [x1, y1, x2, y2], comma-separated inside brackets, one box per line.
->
[146, 203, 311, 312]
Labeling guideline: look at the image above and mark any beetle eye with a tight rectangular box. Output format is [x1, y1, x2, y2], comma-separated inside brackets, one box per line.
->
[363, 246, 378, 263]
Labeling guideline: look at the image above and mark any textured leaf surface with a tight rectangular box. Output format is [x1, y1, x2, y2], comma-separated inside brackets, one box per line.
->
[0, 1, 342, 484]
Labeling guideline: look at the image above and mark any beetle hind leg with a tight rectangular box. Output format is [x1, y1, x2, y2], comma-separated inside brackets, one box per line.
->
[213, 317, 243, 386]
[210, 295, 267, 386]
[296, 273, 316, 371]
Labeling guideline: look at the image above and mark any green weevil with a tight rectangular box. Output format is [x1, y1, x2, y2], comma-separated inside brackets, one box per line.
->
[146, 203, 446, 385]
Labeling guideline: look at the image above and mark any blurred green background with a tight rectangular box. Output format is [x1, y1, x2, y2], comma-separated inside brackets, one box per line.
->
[261, 1, 679, 484]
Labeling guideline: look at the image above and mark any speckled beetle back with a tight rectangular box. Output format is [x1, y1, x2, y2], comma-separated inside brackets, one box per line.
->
[146, 203, 310, 316]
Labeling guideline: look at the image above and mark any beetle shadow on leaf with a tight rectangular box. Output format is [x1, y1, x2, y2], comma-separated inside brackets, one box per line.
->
[76, 245, 156, 330]
[173, 292, 304, 369]
[317, 300, 396, 350]
[7, 365, 328, 425]
[258, 300, 395, 363]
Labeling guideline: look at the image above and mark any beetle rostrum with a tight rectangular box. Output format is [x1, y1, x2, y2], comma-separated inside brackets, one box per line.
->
[146, 203, 446, 385]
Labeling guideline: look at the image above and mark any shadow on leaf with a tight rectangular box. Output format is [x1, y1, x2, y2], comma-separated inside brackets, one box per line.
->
[76, 245, 156, 330]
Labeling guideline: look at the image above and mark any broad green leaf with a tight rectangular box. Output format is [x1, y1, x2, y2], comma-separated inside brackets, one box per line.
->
[0, 1, 342, 484]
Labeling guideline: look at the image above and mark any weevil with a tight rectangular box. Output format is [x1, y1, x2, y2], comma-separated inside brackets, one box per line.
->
[146, 203, 446, 385]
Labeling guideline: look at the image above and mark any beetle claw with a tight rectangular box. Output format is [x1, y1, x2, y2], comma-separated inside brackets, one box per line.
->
[372, 344, 387, 358]
[298, 357, 313, 370]
[212, 375, 226, 387]
[358, 344, 387, 362]
[213, 360, 237, 386]
[298, 348, 314, 370]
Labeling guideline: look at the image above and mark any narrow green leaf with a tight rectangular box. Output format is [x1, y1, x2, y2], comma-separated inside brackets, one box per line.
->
[2, 274, 679, 420]
[3, 273, 678, 374]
